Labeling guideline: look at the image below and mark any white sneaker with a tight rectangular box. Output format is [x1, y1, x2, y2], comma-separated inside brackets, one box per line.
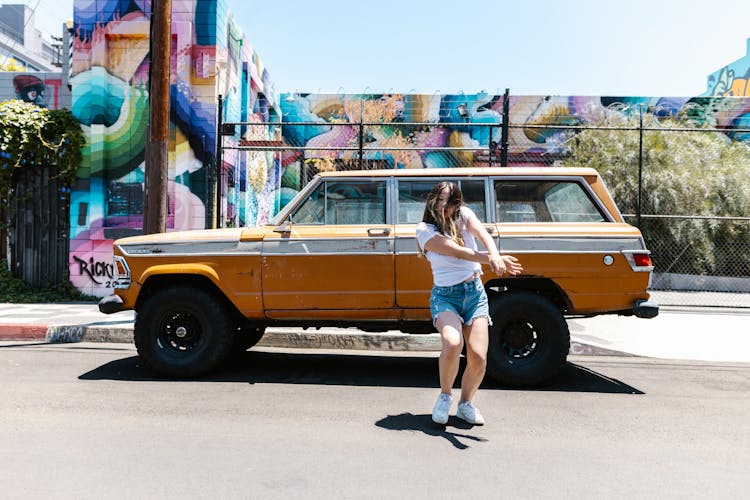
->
[456, 401, 485, 425]
[431, 393, 452, 424]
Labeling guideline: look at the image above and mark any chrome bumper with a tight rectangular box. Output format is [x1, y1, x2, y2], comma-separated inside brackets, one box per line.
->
[98, 294, 125, 314]
[634, 299, 659, 318]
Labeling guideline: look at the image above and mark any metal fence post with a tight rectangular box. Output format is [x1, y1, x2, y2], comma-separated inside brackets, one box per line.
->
[216, 94, 224, 229]
[637, 104, 644, 229]
[501, 88, 510, 167]
[358, 99, 364, 169]
[488, 125, 494, 168]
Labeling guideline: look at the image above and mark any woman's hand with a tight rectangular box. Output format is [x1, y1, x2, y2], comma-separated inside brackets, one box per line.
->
[489, 254, 523, 276]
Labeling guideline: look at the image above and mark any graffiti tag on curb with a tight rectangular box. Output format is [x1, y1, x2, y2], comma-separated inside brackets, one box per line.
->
[46, 326, 85, 343]
[262, 333, 420, 351]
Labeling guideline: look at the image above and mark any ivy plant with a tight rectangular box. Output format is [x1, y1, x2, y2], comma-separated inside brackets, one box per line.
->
[0, 100, 86, 295]
[0, 99, 84, 197]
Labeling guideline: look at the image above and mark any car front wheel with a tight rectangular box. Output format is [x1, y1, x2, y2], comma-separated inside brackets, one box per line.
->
[134, 286, 234, 377]
[486, 291, 569, 387]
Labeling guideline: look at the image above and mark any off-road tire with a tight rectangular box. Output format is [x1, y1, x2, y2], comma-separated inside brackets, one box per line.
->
[486, 291, 569, 387]
[134, 286, 234, 377]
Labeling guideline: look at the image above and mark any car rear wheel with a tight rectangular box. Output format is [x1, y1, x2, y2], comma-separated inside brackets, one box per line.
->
[134, 286, 234, 377]
[486, 291, 569, 387]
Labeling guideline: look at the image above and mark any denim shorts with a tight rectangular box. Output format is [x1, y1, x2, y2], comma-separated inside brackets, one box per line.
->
[429, 277, 491, 327]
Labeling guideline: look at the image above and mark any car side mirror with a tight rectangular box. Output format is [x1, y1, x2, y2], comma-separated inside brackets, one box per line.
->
[273, 218, 292, 233]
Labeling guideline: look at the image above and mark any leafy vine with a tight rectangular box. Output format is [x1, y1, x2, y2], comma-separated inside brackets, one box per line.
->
[0, 99, 84, 190]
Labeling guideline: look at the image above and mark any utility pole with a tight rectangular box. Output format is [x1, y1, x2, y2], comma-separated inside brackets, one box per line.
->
[143, 0, 172, 234]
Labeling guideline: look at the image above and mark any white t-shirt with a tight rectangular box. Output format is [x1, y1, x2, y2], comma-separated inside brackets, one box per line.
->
[415, 206, 482, 287]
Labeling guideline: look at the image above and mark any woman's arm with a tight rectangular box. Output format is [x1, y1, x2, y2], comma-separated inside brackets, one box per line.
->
[463, 207, 524, 276]
[422, 233, 488, 264]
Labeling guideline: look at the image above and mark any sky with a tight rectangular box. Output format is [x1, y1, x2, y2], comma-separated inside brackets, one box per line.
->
[23, 0, 73, 39]
[27, 0, 750, 97]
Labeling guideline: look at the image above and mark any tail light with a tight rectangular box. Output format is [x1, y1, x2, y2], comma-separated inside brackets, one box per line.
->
[633, 253, 653, 267]
[623, 250, 654, 272]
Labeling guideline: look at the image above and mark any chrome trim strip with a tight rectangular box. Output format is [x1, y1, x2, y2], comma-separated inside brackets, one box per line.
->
[119, 240, 261, 255]
[263, 238, 393, 255]
[395, 236, 645, 254]
[499, 237, 644, 252]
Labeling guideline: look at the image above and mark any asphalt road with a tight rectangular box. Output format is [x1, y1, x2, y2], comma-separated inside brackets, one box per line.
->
[1, 342, 748, 499]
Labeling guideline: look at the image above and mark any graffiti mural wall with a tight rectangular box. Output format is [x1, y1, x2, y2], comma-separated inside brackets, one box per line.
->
[69, 0, 279, 297]
[0, 72, 69, 109]
[277, 92, 750, 199]
[704, 37, 750, 97]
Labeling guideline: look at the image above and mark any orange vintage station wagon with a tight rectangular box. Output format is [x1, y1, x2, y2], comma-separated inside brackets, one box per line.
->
[100, 167, 658, 386]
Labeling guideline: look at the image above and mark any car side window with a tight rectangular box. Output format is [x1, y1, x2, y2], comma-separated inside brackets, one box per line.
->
[397, 179, 487, 223]
[325, 181, 386, 224]
[545, 182, 606, 222]
[397, 181, 433, 223]
[459, 180, 486, 222]
[495, 180, 605, 223]
[293, 181, 386, 225]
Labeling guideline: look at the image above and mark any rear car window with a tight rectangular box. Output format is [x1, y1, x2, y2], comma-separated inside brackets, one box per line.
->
[495, 180, 606, 223]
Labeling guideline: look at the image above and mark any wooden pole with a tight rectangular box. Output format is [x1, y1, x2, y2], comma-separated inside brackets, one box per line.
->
[143, 0, 172, 234]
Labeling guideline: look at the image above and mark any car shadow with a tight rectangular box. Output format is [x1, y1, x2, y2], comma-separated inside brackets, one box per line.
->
[78, 349, 644, 395]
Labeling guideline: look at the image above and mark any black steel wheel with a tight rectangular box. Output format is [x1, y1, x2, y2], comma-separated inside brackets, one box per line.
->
[486, 291, 569, 387]
[134, 286, 234, 377]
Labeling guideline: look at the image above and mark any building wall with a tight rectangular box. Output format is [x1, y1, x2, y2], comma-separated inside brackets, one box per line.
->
[278, 92, 750, 199]
[704, 37, 750, 97]
[0, 4, 60, 71]
[68, 0, 279, 297]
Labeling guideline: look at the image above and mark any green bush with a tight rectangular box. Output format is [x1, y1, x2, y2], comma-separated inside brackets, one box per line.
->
[0, 260, 97, 303]
[558, 114, 750, 277]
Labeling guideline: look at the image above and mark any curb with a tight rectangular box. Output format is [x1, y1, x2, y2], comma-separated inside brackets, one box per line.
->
[0, 324, 48, 340]
[50, 325, 442, 351]
[0, 323, 631, 356]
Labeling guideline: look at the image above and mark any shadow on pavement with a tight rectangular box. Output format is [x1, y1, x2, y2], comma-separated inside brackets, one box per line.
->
[79, 349, 644, 395]
[375, 412, 487, 450]
[0, 342, 50, 348]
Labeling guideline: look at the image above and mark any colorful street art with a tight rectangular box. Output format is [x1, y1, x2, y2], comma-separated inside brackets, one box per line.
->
[12, 74, 47, 107]
[0, 73, 66, 109]
[68, 0, 280, 297]
[705, 38, 750, 97]
[276, 91, 750, 197]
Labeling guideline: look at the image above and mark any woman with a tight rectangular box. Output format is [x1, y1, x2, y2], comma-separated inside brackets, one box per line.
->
[416, 182, 523, 425]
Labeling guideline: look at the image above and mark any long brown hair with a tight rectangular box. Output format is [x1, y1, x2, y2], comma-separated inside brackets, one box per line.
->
[422, 181, 465, 248]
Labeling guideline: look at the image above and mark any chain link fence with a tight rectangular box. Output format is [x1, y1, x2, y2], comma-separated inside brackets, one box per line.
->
[221, 117, 750, 309]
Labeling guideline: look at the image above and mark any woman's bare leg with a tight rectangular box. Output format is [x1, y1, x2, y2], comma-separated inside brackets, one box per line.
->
[435, 311, 464, 394]
[460, 317, 488, 403]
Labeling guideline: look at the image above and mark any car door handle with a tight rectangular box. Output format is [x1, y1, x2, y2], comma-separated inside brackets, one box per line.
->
[367, 228, 391, 236]
[485, 226, 495, 234]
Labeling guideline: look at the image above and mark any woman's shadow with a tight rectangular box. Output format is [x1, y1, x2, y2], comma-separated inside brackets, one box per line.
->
[375, 413, 487, 450]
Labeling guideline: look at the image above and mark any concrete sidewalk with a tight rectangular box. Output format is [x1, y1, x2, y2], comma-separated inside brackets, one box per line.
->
[0, 302, 749, 363]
